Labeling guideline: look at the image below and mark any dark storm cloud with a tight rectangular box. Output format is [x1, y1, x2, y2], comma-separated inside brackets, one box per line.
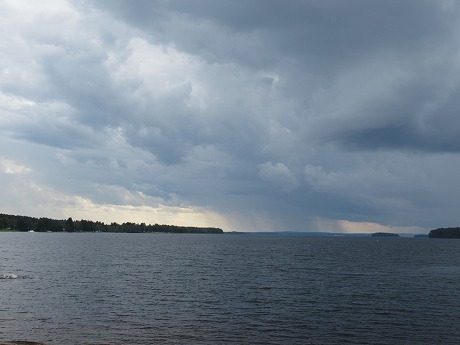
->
[325, 55, 460, 152]
[338, 123, 460, 153]
[89, 0, 455, 67]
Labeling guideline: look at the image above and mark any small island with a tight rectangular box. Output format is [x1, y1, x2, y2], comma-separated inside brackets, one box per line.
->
[428, 227, 460, 238]
[372, 232, 400, 237]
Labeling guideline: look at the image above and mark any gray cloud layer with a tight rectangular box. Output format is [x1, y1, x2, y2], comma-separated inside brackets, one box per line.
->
[1, 0, 460, 232]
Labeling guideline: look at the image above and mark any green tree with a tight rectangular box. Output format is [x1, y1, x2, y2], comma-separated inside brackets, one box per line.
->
[16, 217, 29, 231]
[65, 217, 75, 232]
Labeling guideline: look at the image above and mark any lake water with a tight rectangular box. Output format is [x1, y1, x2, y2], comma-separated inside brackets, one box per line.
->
[0, 233, 459, 344]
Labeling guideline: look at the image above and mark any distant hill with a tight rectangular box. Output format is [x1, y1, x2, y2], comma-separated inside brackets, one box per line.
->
[371, 232, 400, 237]
[428, 227, 460, 238]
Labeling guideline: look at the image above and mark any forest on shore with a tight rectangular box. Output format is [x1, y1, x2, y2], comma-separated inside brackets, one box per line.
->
[428, 227, 460, 238]
[0, 213, 223, 234]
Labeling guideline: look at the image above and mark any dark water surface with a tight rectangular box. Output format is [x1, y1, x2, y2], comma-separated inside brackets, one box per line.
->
[0, 233, 459, 344]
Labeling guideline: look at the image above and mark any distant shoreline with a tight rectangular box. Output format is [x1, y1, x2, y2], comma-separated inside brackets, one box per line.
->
[0, 213, 223, 234]
[4, 213, 452, 237]
[1, 228, 432, 237]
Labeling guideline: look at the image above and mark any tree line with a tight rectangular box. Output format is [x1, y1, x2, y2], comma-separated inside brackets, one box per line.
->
[0, 213, 223, 234]
[428, 227, 460, 238]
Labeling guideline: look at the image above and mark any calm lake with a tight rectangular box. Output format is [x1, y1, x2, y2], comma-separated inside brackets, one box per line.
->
[0, 233, 459, 344]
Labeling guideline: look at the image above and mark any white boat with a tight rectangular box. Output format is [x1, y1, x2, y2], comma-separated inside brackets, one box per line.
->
[0, 273, 17, 279]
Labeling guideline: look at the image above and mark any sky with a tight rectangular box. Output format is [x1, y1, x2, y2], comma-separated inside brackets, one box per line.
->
[1, 0, 460, 233]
